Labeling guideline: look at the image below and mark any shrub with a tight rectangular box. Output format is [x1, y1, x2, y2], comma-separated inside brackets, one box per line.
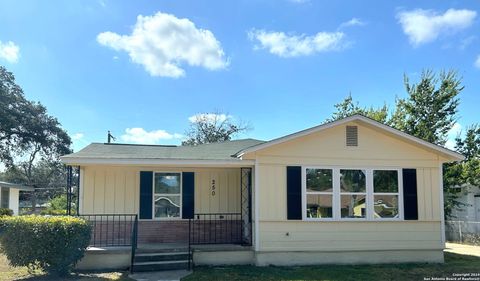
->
[0, 215, 91, 276]
[39, 209, 67, 215]
[42, 194, 76, 215]
[0, 208, 13, 216]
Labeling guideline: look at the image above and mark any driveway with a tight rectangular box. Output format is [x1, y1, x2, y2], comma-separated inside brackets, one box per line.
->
[445, 242, 480, 257]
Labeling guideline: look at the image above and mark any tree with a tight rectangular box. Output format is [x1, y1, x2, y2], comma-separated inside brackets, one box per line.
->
[0, 66, 72, 211]
[326, 94, 390, 124]
[182, 112, 250, 145]
[391, 70, 462, 146]
[1, 66, 72, 166]
[443, 125, 480, 218]
[327, 69, 466, 219]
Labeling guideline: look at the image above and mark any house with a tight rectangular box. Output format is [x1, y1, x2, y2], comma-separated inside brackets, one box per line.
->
[60, 115, 464, 271]
[445, 184, 480, 242]
[0, 181, 34, 215]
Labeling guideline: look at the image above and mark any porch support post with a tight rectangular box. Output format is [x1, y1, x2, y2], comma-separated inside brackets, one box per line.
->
[66, 165, 73, 215]
[76, 166, 80, 215]
[254, 159, 260, 251]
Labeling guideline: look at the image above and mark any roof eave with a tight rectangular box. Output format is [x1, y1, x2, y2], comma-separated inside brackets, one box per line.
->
[61, 157, 255, 167]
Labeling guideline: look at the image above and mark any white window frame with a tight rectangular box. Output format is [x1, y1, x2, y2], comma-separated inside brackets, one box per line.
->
[152, 171, 182, 220]
[302, 167, 335, 221]
[371, 168, 404, 221]
[302, 166, 404, 222]
[339, 168, 368, 221]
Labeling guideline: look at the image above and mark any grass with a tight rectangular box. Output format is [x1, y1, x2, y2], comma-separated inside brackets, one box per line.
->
[183, 252, 480, 281]
[0, 254, 132, 281]
[2, 252, 479, 281]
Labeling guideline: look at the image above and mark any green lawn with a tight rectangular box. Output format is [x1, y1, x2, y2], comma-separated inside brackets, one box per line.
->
[183, 252, 480, 281]
[0, 254, 132, 281]
[2, 252, 479, 281]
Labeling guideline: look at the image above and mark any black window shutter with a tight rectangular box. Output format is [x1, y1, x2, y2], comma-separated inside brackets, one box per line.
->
[403, 168, 418, 220]
[287, 166, 302, 220]
[182, 172, 195, 219]
[139, 171, 153, 219]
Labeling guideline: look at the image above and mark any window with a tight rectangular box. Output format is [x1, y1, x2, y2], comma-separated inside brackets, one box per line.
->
[340, 169, 366, 219]
[306, 168, 333, 218]
[1, 188, 9, 209]
[154, 172, 181, 218]
[303, 167, 403, 221]
[373, 170, 399, 219]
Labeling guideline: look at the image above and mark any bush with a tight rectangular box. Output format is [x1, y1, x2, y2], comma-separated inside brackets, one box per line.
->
[0, 208, 13, 216]
[39, 209, 67, 215]
[0, 215, 91, 276]
[42, 194, 76, 215]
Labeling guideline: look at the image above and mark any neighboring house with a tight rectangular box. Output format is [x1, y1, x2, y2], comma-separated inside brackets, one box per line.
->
[445, 185, 480, 242]
[449, 185, 480, 221]
[0, 181, 34, 215]
[61, 115, 464, 271]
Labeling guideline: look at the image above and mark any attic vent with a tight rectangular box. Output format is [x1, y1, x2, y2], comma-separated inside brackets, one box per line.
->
[346, 126, 358, 147]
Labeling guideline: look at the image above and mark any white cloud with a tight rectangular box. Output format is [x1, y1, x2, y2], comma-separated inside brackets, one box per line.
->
[121, 128, 183, 144]
[248, 29, 347, 57]
[339, 18, 366, 29]
[97, 11, 228, 78]
[445, 122, 462, 150]
[397, 8, 477, 46]
[475, 55, 480, 69]
[0, 41, 20, 63]
[188, 113, 230, 123]
[72, 133, 84, 140]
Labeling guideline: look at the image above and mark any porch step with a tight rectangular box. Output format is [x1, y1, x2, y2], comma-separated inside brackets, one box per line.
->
[132, 260, 189, 272]
[132, 247, 191, 272]
[134, 252, 190, 262]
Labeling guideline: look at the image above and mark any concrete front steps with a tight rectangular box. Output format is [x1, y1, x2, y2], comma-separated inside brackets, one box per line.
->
[132, 247, 191, 272]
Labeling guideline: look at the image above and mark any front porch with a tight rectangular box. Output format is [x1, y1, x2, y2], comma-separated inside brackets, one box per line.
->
[68, 166, 254, 272]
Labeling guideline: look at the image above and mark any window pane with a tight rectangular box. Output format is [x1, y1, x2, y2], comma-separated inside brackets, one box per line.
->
[306, 169, 333, 192]
[374, 195, 399, 218]
[1, 188, 9, 208]
[340, 169, 366, 192]
[306, 194, 333, 218]
[374, 170, 398, 193]
[155, 173, 181, 194]
[340, 194, 366, 218]
[154, 195, 180, 218]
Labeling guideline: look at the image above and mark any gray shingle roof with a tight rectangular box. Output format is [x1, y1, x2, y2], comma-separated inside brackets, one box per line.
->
[62, 138, 265, 161]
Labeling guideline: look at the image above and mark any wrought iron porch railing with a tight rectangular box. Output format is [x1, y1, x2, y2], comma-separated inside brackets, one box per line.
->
[189, 213, 243, 245]
[77, 214, 138, 247]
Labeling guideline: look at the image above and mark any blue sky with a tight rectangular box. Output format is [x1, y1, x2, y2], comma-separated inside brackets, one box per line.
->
[0, 0, 479, 152]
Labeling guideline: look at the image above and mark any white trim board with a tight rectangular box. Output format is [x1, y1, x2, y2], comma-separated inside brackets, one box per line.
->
[61, 157, 255, 166]
[235, 115, 464, 162]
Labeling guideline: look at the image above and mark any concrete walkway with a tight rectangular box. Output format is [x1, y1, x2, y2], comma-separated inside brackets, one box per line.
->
[445, 242, 480, 257]
[130, 269, 192, 281]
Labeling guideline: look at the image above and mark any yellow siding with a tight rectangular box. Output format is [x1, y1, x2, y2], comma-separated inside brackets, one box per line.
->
[259, 221, 442, 251]
[250, 121, 444, 251]
[80, 166, 241, 215]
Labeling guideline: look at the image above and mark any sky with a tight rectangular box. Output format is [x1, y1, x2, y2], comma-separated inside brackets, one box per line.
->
[0, 0, 479, 152]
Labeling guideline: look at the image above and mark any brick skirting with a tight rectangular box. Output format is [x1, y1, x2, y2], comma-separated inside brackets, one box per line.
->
[137, 220, 189, 244]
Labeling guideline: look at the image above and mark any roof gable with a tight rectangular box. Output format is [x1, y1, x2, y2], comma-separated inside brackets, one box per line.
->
[235, 115, 464, 162]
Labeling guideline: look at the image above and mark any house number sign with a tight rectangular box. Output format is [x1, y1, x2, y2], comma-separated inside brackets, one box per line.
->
[211, 179, 216, 196]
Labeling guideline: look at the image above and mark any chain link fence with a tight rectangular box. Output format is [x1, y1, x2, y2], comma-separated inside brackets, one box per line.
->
[446, 220, 480, 245]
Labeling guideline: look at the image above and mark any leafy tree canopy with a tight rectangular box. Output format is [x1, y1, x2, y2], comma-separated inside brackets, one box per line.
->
[326, 94, 389, 124]
[182, 112, 250, 146]
[0, 66, 72, 167]
[328, 69, 465, 219]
